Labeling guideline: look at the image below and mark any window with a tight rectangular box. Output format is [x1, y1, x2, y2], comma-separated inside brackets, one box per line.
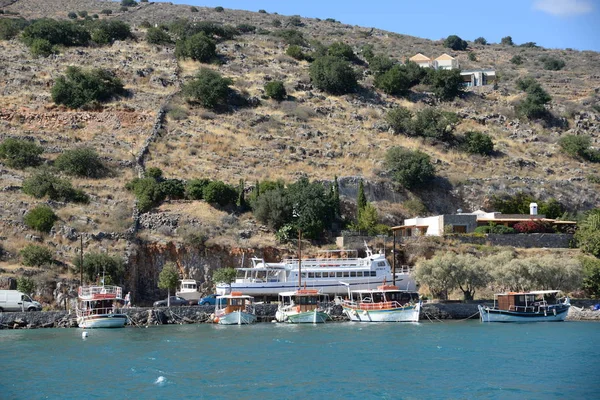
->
[350, 272, 356, 277]
[452, 225, 467, 233]
[329, 272, 335, 278]
[343, 272, 350, 277]
[308, 272, 315, 278]
[336, 272, 343, 278]
[377, 262, 386, 267]
[370, 271, 376, 277]
[357, 271, 363, 277]
[315, 272, 322, 278]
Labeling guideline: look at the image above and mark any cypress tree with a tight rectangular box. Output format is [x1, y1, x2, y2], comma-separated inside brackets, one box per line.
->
[357, 180, 367, 218]
[333, 176, 340, 219]
[237, 179, 246, 209]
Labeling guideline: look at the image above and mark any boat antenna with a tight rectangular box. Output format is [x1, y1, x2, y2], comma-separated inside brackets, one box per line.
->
[79, 234, 84, 285]
[364, 240, 372, 257]
[392, 230, 396, 286]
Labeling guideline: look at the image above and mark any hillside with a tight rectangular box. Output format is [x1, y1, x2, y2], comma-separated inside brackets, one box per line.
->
[0, 0, 599, 303]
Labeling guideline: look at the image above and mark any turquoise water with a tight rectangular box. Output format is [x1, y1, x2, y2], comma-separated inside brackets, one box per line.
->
[1, 321, 599, 399]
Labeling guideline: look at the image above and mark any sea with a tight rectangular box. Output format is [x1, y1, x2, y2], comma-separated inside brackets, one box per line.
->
[0, 321, 599, 400]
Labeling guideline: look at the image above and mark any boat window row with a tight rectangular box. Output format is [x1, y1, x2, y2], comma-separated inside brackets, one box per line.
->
[302, 271, 376, 278]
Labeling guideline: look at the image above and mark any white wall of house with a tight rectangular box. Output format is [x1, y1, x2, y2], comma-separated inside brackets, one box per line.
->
[434, 59, 459, 70]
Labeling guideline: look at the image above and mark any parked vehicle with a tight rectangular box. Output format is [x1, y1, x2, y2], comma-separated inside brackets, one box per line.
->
[0, 290, 42, 312]
[198, 294, 220, 305]
[153, 296, 189, 307]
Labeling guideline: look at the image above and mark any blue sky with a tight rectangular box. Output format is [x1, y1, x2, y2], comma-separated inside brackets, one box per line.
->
[161, 0, 600, 51]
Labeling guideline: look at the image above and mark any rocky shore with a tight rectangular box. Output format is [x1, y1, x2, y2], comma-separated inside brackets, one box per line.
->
[1, 303, 598, 329]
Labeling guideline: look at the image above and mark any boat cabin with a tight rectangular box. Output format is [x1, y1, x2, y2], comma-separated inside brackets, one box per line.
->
[179, 279, 198, 292]
[220, 292, 253, 313]
[279, 289, 329, 312]
[352, 286, 419, 305]
[495, 291, 557, 312]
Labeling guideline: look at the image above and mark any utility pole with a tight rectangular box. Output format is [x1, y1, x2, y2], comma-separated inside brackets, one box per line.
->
[80, 234, 84, 285]
[298, 229, 302, 288]
[392, 230, 396, 286]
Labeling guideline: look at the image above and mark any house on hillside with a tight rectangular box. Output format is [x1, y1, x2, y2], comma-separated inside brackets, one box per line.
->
[409, 53, 433, 68]
[433, 53, 459, 70]
[460, 69, 497, 87]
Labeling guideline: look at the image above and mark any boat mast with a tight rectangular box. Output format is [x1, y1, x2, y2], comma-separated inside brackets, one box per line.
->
[392, 230, 396, 286]
[298, 229, 302, 288]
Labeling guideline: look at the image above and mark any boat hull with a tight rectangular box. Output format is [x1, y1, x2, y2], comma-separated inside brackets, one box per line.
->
[218, 274, 416, 297]
[478, 305, 569, 323]
[343, 302, 421, 322]
[78, 314, 127, 328]
[218, 311, 257, 325]
[276, 310, 329, 324]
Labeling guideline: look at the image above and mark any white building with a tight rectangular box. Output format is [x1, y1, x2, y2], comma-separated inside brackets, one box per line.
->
[433, 53, 459, 70]
[409, 53, 433, 68]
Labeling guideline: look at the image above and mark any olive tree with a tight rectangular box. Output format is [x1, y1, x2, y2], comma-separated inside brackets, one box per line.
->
[385, 147, 435, 189]
[213, 267, 237, 288]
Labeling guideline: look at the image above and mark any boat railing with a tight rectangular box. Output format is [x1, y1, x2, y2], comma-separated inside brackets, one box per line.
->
[509, 305, 536, 313]
[77, 305, 124, 317]
[342, 300, 412, 310]
[78, 285, 122, 299]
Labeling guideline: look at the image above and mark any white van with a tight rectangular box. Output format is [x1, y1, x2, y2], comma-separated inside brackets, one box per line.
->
[0, 290, 42, 312]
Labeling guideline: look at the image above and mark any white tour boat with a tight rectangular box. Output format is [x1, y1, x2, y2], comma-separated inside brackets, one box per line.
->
[216, 245, 416, 298]
[275, 289, 331, 324]
[340, 285, 421, 322]
[214, 292, 257, 325]
[176, 279, 201, 304]
[76, 285, 127, 328]
[478, 290, 570, 323]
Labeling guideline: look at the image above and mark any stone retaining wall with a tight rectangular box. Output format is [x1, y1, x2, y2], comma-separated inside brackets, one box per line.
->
[2, 303, 598, 329]
[449, 233, 574, 248]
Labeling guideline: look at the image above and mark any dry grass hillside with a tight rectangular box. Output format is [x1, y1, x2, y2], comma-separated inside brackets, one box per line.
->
[1, 0, 599, 280]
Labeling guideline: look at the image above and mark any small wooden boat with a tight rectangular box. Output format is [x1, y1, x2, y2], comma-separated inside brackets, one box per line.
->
[214, 292, 257, 325]
[340, 285, 421, 322]
[76, 285, 127, 328]
[275, 289, 330, 324]
[478, 290, 570, 323]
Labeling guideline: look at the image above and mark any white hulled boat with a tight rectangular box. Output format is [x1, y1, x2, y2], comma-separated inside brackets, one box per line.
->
[214, 292, 257, 325]
[216, 246, 416, 298]
[76, 285, 127, 328]
[478, 290, 570, 322]
[340, 285, 421, 322]
[275, 289, 330, 324]
[176, 279, 201, 304]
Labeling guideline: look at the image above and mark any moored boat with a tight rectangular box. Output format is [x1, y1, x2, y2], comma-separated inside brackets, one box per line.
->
[216, 245, 417, 299]
[340, 285, 421, 322]
[275, 289, 331, 324]
[478, 290, 570, 323]
[176, 279, 201, 304]
[214, 292, 257, 325]
[76, 285, 127, 328]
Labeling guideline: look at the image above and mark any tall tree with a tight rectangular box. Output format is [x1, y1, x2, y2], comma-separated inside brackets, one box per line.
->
[332, 176, 341, 219]
[237, 178, 246, 210]
[357, 180, 367, 217]
[158, 262, 180, 307]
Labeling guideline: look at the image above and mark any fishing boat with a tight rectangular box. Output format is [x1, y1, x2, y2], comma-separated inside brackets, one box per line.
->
[176, 279, 201, 304]
[214, 292, 257, 325]
[340, 285, 421, 322]
[216, 244, 416, 299]
[478, 290, 570, 323]
[76, 285, 127, 328]
[275, 289, 331, 324]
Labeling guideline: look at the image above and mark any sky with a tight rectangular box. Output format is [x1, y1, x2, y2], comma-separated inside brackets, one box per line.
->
[161, 0, 600, 51]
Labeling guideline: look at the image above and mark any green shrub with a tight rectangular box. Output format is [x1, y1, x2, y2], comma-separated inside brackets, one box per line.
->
[120, 6, 128, 12]
[501, 36, 514, 46]
[237, 23, 256, 33]
[100, 9, 113, 15]
[468, 52, 477, 61]
[368, 54, 394, 74]
[273, 29, 306, 46]
[429, 69, 463, 101]
[0, 18, 27, 40]
[541, 56, 565, 71]
[51, 66, 125, 109]
[385, 107, 413, 135]
[309, 56, 358, 95]
[90, 20, 132, 45]
[286, 44, 305, 60]
[258, 9, 267, 13]
[22, 169, 89, 203]
[20, 244, 54, 267]
[145, 167, 163, 180]
[385, 147, 435, 189]
[183, 68, 233, 109]
[271, 19, 282, 28]
[559, 135, 591, 159]
[78, 11, 88, 18]
[361, 44, 374, 61]
[146, 27, 172, 45]
[190, 6, 199, 12]
[515, 77, 551, 120]
[126, 177, 165, 212]
[166, 105, 188, 120]
[54, 148, 107, 178]
[29, 38, 56, 57]
[327, 42, 356, 61]
[510, 55, 524, 65]
[17, 277, 35, 296]
[203, 181, 237, 206]
[121, 0, 137, 6]
[252, 187, 291, 230]
[412, 108, 458, 140]
[444, 35, 468, 51]
[374, 65, 411, 96]
[464, 131, 494, 155]
[288, 16, 302, 26]
[24, 205, 58, 233]
[160, 179, 185, 200]
[73, 252, 125, 284]
[214, 6, 224, 12]
[474, 37, 487, 45]
[0, 138, 43, 169]
[185, 178, 211, 200]
[264, 81, 287, 100]
[68, 11, 77, 19]
[22, 19, 90, 47]
[581, 256, 600, 298]
[92, 14, 99, 19]
[175, 32, 217, 62]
